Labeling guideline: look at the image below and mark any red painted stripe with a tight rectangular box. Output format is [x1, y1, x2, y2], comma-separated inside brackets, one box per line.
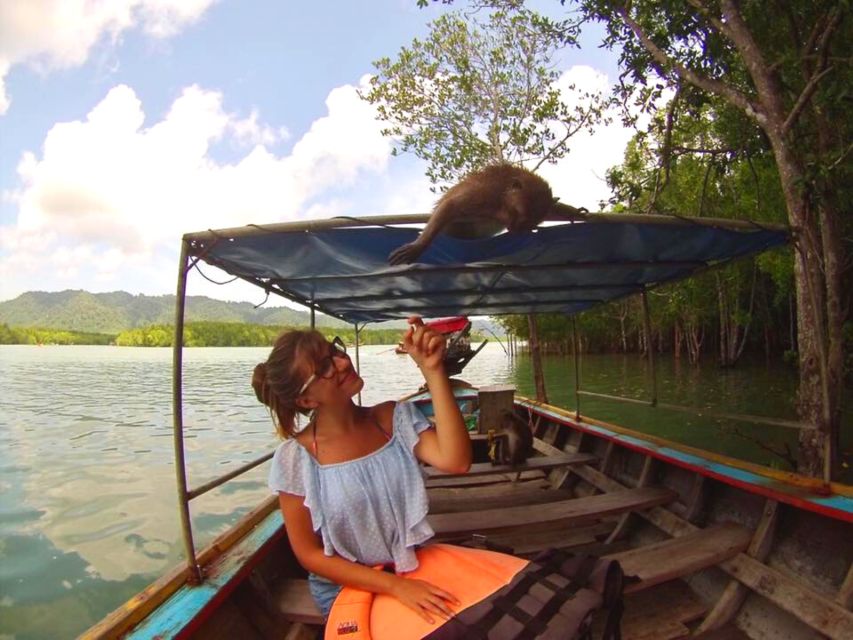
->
[525, 405, 853, 524]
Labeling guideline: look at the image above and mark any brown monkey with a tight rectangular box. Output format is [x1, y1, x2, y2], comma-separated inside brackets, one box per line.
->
[389, 163, 580, 265]
[488, 409, 534, 467]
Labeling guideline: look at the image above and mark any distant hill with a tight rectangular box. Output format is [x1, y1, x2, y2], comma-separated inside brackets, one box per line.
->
[0, 290, 345, 334]
[0, 290, 506, 336]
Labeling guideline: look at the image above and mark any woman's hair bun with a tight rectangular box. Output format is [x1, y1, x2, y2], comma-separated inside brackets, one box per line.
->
[251, 362, 269, 405]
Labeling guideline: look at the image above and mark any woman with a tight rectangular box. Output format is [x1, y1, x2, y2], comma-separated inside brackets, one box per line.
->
[252, 317, 472, 624]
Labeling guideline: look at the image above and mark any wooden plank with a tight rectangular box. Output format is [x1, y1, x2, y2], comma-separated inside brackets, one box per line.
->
[425, 470, 545, 489]
[284, 623, 319, 640]
[437, 522, 617, 557]
[567, 456, 853, 640]
[427, 482, 570, 514]
[427, 486, 676, 537]
[837, 562, 853, 609]
[696, 500, 779, 634]
[477, 384, 515, 434]
[719, 553, 853, 639]
[275, 579, 324, 625]
[606, 455, 655, 544]
[606, 522, 751, 593]
[692, 624, 751, 639]
[425, 452, 597, 480]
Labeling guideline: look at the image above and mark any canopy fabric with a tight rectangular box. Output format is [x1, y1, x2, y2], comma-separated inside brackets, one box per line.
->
[186, 217, 788, 324]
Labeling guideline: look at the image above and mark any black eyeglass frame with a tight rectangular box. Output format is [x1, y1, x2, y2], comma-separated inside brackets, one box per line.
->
[298, 337, 347, 395]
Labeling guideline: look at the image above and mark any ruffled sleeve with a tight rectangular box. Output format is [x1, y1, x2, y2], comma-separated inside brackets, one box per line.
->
[268, 438, 305, 495]
[393, 401, 433, 455]
[268, 439, 324, 532]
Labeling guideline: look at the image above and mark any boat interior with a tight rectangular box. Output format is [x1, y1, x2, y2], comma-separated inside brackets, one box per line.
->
[99, 388, 853, 640]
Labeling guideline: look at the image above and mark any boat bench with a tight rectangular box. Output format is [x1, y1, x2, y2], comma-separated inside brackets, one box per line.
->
[275, 520, 750, 626]
[424, 452, 597, 488]
[275, 485, 679, 626]
[428, 486, 676, 537]
[605, 522, 751, 593]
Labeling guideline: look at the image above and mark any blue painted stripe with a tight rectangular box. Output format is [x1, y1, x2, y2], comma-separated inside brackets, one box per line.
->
[127, 509, 284, 639]
[519, 400, 853, 521]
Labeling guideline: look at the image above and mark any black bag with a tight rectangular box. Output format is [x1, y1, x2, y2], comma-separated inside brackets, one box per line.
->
[423, 548, 628, 640]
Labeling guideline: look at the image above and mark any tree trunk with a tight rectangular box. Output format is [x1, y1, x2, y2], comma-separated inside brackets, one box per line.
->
[720, 0, 838, 478]
[768, 135, 833, 479]
[674, 320, 683, 361]
[527, 313, 548, 403]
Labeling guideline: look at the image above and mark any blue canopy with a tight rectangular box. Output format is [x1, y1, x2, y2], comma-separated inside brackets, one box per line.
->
[185, 215, 788, 324]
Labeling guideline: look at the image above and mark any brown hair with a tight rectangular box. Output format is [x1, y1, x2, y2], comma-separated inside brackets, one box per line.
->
[251, 329, 329, 438]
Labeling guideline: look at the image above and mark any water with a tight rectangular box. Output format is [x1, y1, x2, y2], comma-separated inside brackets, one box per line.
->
[0, 344, 848, 639]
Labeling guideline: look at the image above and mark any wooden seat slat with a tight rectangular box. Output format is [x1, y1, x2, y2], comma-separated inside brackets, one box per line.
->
[426, 470, 546, 489]
[425, 452, 597, 480]
[427, 486, 676, 537]
[275, 514, 746, 626]
[427, 482, 571, 514]
[275, 579, 324, 625]
[606, 522, 752, 593]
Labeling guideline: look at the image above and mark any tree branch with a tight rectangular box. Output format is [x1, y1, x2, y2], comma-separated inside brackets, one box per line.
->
[783, 66, 834, 134]
[729, 427, 798, 470]
[685, 0, 731, 39]
[783, 8, 843, 134]
[660, 84, 682, 186]
[614, 5, 762, 122]
[718, 0, 787, 127]
[671, 145, 737, 156]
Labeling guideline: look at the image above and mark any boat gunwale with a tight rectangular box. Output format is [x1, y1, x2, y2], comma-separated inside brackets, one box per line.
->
[404, 387, 852, 508]
[513, 397, 853, 521]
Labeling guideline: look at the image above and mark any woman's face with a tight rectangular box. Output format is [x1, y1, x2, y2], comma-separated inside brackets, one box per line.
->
[298, 337, 363, 402]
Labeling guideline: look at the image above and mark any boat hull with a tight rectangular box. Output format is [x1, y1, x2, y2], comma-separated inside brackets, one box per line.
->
[82, 392, 853, 640]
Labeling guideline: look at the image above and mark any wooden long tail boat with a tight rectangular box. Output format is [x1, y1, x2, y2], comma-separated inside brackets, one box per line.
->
[81, 213, 852, 639]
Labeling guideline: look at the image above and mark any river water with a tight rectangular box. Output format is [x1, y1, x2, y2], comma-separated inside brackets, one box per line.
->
[0, 344, 848, 639]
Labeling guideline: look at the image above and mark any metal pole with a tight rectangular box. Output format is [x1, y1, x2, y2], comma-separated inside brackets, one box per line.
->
[572, 316, 581, 420]
[354, 324, 362, 406]
[172, 239, 203, 584]
[641, 289, 658, 407]
[310, 305, 315, 329]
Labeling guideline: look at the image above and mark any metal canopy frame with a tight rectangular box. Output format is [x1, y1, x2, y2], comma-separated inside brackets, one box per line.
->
[181, 212, 790, 324]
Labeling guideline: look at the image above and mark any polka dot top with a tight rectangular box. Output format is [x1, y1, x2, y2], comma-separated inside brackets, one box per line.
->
[268, 401, 434, 572]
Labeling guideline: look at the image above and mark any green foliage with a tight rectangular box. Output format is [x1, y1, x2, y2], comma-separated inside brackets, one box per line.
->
[363, 6, 608, 185]
[0, 324, 115, 345]
[112, 322, 407, 348]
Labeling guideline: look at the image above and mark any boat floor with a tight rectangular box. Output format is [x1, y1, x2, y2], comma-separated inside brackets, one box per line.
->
[177, 438, 852, 640]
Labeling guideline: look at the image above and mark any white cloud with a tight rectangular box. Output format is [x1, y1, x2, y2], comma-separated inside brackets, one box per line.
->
[0, 0, 215, 115]
[0, 77, 393, 301]
[537, 65, 635, 212]
[0, 67, 642, 304]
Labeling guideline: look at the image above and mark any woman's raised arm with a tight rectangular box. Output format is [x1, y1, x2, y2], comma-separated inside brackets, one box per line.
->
[402, 317, 471, 474]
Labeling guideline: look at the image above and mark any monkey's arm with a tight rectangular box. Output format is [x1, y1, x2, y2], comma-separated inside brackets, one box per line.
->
[388, 198, 461, 265]
[545, 201, 589, 221]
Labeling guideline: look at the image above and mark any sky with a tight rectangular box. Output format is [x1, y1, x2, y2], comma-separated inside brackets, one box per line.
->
[0, 0, 633, 306]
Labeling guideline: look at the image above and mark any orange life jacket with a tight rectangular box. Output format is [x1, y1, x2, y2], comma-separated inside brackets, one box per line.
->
[324, 543, 626, 640]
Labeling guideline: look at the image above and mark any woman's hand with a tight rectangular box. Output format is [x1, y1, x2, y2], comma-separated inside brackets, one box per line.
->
[390, 575, 459, 624]
[403, 316, 446, 375]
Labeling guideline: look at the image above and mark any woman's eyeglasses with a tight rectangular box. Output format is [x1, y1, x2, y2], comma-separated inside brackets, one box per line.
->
[299, 337, 348, 395]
